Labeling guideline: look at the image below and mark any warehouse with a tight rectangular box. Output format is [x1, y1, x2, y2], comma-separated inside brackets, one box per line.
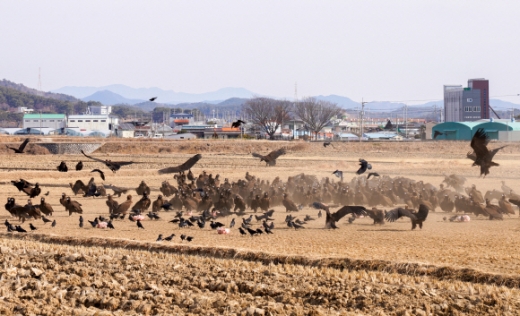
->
[431, 122, 480, 140]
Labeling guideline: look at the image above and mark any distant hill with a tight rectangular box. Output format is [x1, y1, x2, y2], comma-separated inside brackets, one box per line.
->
[314, 95, 360, 108]
[0, 79, 78, 102]
[53, 84, 255, 104]
[81, 90, 145, 105]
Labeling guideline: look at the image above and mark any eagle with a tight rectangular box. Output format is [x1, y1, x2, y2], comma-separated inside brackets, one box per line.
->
[252, 148, 286, 166]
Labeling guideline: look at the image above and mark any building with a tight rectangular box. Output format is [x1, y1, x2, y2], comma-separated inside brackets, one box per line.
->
[23, 113, 66, 130]
[432, 119, 520, 140]
[444, 78, 489, 122]
[67, 114, 119, 132]
[88, 105, 112, 115]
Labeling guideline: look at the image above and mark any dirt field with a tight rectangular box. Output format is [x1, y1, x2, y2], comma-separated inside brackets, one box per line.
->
[2, 137, 520, 314]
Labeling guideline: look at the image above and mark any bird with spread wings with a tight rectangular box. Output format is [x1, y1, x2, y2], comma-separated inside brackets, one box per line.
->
[385, 204, 429, 230]
[252, 148, 286, 166]
[81, 150, 134, 173]
[467, 128, 506, 177]
[312, 202, 367, 229]
[6, 138, 29, 154]
[158, 154, 202, 174]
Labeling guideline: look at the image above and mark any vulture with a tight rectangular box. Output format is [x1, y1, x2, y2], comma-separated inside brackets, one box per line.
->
[252, 148, 286, 166]
[231, 120, 246, 128]
[114, 195, 133, 215]
[158, 154, 202, 174]
[132, 193, 151, 212]
[135, 181, 151, 196]
[106, 194, 119, 214]
[498, 195, 515, 215]
[385, 204, 429, 230]
[282, 193, 298, 212]
[442, 174, 466, 193]
[81, 150, 134, 173]
[485, 199, 504, 220]
[366, 208, 385, 225]
[22, 183, 41, 198]
[323, 142, 333, 148]
[39, 197, 54, 216]
[57, 161, 68, 172]
[467, 128, 507, 177]
[433, 131, 444, 139]
[76, 161, 83, 171]
[312, 202, 367, 229]
[64, 197, 83, 216]
[11, 179, 32, 192]
[356, 159, 372, 175]
[6, 138, 29, 154]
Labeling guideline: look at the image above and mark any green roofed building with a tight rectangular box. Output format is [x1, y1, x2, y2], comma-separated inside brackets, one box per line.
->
[431, 122, 480, 140]
[23, 113, 66, 130]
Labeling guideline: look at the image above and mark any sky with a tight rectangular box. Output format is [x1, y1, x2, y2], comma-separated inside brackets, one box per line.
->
[1, 0, 520, 104]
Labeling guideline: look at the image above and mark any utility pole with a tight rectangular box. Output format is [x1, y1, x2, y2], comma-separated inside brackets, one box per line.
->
[404, 104, 408, 139]
[360, 99, 367, 142]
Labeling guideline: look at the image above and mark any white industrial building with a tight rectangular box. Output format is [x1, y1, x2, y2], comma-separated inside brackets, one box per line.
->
[67, 115, 119, 131]
[23, 114, 67, 130]
[88, 105, 112, 115]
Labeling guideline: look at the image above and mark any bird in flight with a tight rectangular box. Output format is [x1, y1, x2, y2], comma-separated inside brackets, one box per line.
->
[323, 142, 334, 148]
[356, 159, 372, 175]
[6, 138, 29, 154]
[91, 169, 106, 181]
[467, 128, 506, 177]
[385, 204, 429, 230]
[433, 131, 444, 139]
[332, 170, 343, 181]
[367, 172, 380, 179]
[149, 97, 157, 102]
[312, 202, 367, 229]
[231, 120, 246, 128]
[252, 148, 286, 166]
[158, 154, 202, 174]
[81, 150, 134, 173]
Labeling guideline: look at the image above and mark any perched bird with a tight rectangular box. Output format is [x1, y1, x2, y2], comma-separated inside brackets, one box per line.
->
[29, 223, 37, 231]
[136, 220, 144, 229]
[180, 234, 186, 241]
[385, 204, 429, 230]
[44, 191, 49, 196]
[158, 154, 202, 174]
[156, 234, 163, 242]
[467, 128, 507, 177]
[107, 221, 115, 229]
[230, 218, 236, 228]
[238, 227, 247, 236]
[312, 202, 367, 229]
[16, 225, 27, 233]
[356, 159, 372, 175]
[149, 97, 157, 102]
[81, 150, 134, 173]
[210, 221, 224, 229]
[79, 216, 84, 228]
[186, 236, 194, 242]
[164, 234, 175, 241]
[252, 148, 286, 166]
[57, 161, 68, 172]
[231, 120, 246, 128]
[91, 169, 105, 181]
[246, 227, 257, 236]
[332, 170, 343, 181]
[11, 179, 32, 192]
[51, 220, 56, 227]
[367, 172, 380, 179]
[42, 216, 52, 224]
[433, 130, 444, 139]
[76, 161, 83, 171]
[39, 197, 54, 216]
[6, 138, 29, 154]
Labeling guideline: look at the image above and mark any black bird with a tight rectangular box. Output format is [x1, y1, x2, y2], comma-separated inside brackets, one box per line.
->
[186, 236, 194, 242]
[197, 219, 206, 229]
[81, 150, 134, 173]
[230, 218, 236, 228]
[76, 161, 83, 171]
[136, 220, 144, 229]
[91, 169, 105, 181]
[292, 221, 305, 229]
[158, 154, 202, 174]
[57, 161, 68, 172]
[156, 234, 163, 242]
[255, 228, 264, 235]
[149, 97, 157, 102]
[11, 179, 32, 192]
[367, 172, 380, 179]
[51, 220, 56, 227]
[210, 221, 224, 229]
[433, 130, 444, 139]
[238, 227, 247, 236]
[246, 227, 257, 236]
[332, 170, 343, 181]
[385, 204, 430, 230]
[164, 234, 175, 241]
[180, 234, 186, 241]
[264, 226, 273, 234]
[79, 216, 84, 228]
[16, 225, 27, 233]
[323, 142, 334, 148]
[467, 128, 507, 177]
[88, 218, 98, 228]
[107, 221, 115, 229]
[44, 191, 49, 196]
[6, 138, 29, 154]
[42, 216, 52, 224]
[29, 223, 37, 231]
[231, 120, 246, 128]
[356, 159, 372, 175]
[312, 202, 367, 229]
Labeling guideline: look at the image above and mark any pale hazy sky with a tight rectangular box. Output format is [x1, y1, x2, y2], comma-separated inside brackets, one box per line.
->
[1, 1, 520, 103]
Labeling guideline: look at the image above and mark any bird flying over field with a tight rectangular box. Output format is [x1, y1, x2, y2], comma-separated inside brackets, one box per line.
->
[323, 142, 334, 148]
[231, 120, 246, 128]
[332, 170, 343, 181]
[467, 128, 506, 177]
[149, 97, 157, 102]
[385, 204, 429, 230]
[312, 202, 367, 229]
[81, 150, 134, 173]
[367, 172, 380, 179]
[6, 138, 29, 154]
[356, 159, 372, 175]
[91, 169, 105, 181]
[158, 154, 202, 174]
[252, 148, 286, 166]
[433, 131, 444, 139]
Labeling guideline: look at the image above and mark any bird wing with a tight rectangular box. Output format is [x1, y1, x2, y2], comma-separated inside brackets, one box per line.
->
[81, 150, 107, 164]
[470, 129, 490, 160]
[158, 154, 202, 174]
[489, 146, 507, 160]
[18, 138, 30, 152]
[356, 160, 368, 175]
[266, 148, 286, 160]
[252, 153, 266, 160]
[509, 199, 520, 207]
[331, 206, 367, 222]
[91, 169, 105, 181]
[416, 204, 429, 221]
[466, 151, 477, 162]
[385, 207, 417, 222]
[312, 201, 329, 211]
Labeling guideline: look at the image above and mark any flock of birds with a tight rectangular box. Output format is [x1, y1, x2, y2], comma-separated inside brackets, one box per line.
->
[2, 127, 515, 242]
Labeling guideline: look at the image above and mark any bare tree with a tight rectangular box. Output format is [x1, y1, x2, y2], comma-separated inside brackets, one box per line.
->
[294, 97, 342, 140]
[244, 97, 291, 139]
